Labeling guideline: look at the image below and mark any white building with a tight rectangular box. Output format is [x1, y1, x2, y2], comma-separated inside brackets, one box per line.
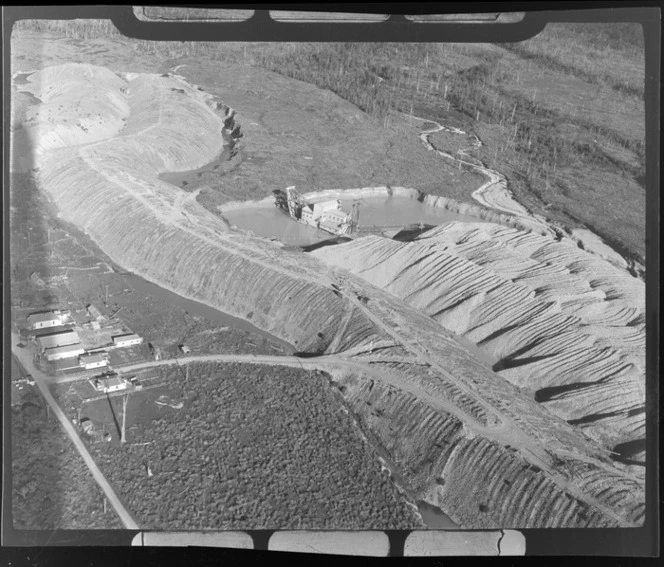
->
[93, 375, 129, 393]
[79, 352, 109, 370]
[28, 310, 63, 330]
[300, 200, 349, 232]
[45, 343, 85, 361]
[112, 333, 143, 348]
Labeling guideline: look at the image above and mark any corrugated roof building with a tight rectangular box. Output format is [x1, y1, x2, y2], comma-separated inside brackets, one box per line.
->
[37, 329, 80, 351]
[45, 343, 85, 361]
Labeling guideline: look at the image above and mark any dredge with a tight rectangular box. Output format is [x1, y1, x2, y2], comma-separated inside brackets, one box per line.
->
[274, 186, 360, 236]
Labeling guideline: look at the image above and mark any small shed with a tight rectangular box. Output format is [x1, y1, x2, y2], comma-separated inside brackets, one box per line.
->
[86, 304, 105, 322]
[179, 344, 191, 354]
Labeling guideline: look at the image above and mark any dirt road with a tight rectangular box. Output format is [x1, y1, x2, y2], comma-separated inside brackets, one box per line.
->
[15, 332, 638, 527]
[10, 331, 140, 530]
[322, 272, 640, 528]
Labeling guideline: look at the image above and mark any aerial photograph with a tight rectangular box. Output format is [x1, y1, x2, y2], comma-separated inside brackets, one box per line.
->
[8, 9, 648, 536]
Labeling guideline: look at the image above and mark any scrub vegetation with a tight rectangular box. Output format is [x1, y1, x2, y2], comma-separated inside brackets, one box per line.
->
[54, 362, 424, 530]
[11, 387, 122, 529]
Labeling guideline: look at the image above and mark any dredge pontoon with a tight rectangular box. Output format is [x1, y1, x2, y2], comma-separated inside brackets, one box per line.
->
[273, 186, 360, 237]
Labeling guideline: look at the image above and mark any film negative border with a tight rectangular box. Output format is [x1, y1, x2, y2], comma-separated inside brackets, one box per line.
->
[129, 529, 526, 556]
[2, 3, 659, 560]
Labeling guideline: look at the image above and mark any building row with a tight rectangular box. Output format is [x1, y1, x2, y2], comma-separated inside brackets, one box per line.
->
[35, 327, 142, 364]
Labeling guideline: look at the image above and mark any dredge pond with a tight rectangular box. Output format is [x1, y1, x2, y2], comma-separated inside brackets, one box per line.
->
[224, 195, 487, 246]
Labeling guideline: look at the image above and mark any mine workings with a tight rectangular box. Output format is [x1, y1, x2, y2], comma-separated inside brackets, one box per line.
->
[10, 62, 645, 529]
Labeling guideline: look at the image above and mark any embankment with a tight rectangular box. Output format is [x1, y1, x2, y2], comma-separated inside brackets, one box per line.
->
[22, 64, 387, 355]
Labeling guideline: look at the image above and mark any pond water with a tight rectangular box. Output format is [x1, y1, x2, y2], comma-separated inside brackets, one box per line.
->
[224, 206, 334, 246]
[123, 272, 294, 352]
[223, 195, 485, 247]
[417, 499, 461, 529]
[158, 144, 233, 189]
[14, 72, 33, 85]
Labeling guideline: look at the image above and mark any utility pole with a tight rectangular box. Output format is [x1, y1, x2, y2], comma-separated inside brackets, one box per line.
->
[120, 394, 128, 444]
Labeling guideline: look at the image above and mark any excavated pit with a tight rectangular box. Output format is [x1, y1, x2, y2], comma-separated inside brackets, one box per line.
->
[13, 63, 646, 529]
[222, 191, 487, 247]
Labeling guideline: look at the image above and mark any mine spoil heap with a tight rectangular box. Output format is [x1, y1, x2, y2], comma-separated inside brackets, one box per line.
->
[312, 224, 646, 454]
[17, 63, 645, 528]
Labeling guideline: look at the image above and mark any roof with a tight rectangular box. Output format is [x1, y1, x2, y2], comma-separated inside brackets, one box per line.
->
[112, 333, 141, 343]
[45, 343, 85, 355]
[80, 352, 107, 363]
[99, 375, 125, 388]
[34, 324, 74, 337]
[37, 330, 80, 349]
[28, 311, 61, 324]
[87, 304, 104, 317]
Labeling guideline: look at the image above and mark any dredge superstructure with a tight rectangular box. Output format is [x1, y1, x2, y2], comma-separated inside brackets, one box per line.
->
[274, 186, 360, 236]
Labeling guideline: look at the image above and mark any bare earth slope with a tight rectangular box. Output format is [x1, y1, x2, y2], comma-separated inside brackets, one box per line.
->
[312, 224, 645, 453]
[15, 63, 645, 528]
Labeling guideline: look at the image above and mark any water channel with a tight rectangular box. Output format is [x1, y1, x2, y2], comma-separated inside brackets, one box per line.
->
[122, 271, 294, 352]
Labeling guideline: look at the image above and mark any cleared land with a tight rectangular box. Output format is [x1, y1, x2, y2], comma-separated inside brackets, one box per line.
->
[9, 25, 647, 529]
